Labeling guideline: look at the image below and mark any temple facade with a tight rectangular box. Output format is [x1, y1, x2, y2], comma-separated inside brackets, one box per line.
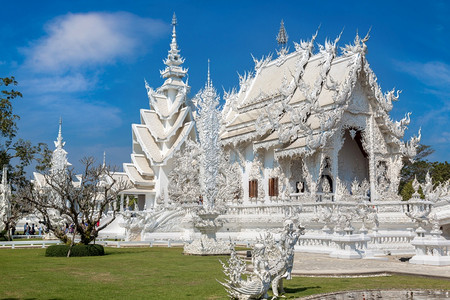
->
[220, 25, 419, 205]
[102, 18, 450, 260]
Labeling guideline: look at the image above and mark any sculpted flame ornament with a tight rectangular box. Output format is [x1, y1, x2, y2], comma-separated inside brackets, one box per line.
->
[183, 62, 231, 255]
[402, 128, 422, 162]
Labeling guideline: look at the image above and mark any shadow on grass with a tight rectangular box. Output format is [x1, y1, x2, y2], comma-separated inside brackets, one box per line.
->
[284, 286, 321, 294]
[2, 298, 42, 300]
[103, 248, 154, 256]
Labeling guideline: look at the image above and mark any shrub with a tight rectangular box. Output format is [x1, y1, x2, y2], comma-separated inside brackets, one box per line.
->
[46, 244, 105, 257]
[0, 230, 8, 241]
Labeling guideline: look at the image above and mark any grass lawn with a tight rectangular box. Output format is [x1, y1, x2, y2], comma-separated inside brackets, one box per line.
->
[0, 247, 449, 299]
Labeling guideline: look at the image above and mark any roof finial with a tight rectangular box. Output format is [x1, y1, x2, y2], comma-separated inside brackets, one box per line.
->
[58, 116, 62, 136]
[55, 117, 65, 149]
[172, 12, 177, 26]
[207, 59, 211, 88]
[277, 19, 288, 46]
[171, 12, 178, 49]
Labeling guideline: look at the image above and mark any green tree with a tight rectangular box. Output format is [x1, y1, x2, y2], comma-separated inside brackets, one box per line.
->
[0, 76, 51, 239]
[399, 144, 450, 200]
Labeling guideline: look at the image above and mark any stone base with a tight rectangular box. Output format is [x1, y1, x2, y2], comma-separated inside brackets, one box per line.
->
[329, 234, 369, 259]
[410, 236, 450, 266]
[183, 237, 231, 256]
[409, 255, 450, 266]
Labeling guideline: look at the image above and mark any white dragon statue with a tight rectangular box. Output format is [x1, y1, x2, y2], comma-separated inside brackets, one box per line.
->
[219, 219, 305, 299]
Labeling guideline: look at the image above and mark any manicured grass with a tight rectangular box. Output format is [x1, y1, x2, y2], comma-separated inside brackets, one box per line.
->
[0, 247, 448, 299]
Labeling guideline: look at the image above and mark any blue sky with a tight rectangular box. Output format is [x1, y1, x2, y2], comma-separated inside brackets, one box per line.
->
[0, 0, 449, 173]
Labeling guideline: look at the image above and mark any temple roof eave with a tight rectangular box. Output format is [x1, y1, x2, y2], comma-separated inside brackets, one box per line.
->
[133, 121, 195, 167]
[131, 154, 155, 177]
[140, 107, 191, 142]
[123, 163, 155, 187]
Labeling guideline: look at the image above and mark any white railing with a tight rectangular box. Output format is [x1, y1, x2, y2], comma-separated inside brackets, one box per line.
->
[225, 202, 303, 216]
[0, 240, 62, 249]
[224, 200, 419, 217]
[296, 230, 417, 255]
[98, 239, 184, 248]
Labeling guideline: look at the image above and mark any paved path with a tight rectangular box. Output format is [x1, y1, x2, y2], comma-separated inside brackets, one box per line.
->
[291, 253, 450, 279]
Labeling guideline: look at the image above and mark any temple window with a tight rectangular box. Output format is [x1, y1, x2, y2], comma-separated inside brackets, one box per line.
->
[321, 175, 333, 193]
[268, 177, 279, 197]
[295, 181, 305, 193]
[249, 180, 258, 198]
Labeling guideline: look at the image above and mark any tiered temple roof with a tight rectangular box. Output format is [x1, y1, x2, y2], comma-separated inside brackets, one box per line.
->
[221, 29, 418, 160]
[124, 13, 195, 194]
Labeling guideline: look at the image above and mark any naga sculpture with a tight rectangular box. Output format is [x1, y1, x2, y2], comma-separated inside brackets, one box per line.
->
[219, 219, 305, 299]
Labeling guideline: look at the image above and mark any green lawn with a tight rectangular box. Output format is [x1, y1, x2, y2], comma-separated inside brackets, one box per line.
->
[0, 247, 448, 299]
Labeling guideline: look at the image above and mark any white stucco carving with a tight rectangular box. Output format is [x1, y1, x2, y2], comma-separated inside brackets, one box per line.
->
[219, 218, 305, 299]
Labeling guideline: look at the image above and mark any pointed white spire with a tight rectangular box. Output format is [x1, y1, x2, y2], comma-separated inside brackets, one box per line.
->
[54, 117, 65, 149]
[277, 19, 288, 46]
[51, 118, 70, 174]
[170, 12, 178, 53]
[207, 59, 212, 88]
[103, 151, 106, 167]
[161, 12, 187, 79]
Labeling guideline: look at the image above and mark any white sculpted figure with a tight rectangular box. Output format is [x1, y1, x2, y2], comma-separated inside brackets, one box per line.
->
[119, 211, 145, 241]
[220, 219, 305, 299]
[220, 243, 272, 300]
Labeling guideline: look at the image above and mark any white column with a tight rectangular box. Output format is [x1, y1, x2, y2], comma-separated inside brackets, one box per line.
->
[368, 116, 377, 200]
[120, 194, 124, 211]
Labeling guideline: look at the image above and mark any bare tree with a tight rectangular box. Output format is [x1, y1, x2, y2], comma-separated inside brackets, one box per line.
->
[20, 157, 129, 247]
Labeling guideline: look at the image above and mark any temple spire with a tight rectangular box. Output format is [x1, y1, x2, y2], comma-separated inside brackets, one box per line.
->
[277, 19, 288, 47]
[171, 12, 178, 52]
[161, 12, 186, 79]
[54, 117, 65, 149]
[103, 151, 106, 167]
[51, 118, 69, 174]
[207, 59, 211, 88]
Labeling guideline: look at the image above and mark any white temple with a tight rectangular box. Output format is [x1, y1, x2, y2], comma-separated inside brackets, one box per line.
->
[103, 18, 450, 263]
[121, 13, 196, 210]
[25, 16, 447, 263]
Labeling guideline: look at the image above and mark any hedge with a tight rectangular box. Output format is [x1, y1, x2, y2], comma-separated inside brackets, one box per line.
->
[46, 244, 105, 257]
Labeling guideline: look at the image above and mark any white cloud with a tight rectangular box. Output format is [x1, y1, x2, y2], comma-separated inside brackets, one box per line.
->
[22, 73, 96, 94]
[22, 12, 167, 73]
[394, 60, 450, 88]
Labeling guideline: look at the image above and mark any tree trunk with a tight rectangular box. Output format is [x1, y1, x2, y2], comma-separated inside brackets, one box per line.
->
[66, 228, 76, 258]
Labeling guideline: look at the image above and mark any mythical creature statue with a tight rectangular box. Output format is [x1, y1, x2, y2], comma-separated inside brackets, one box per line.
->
[219, 219, 305, 299]
[220, 243, 272, 300]
[119, 211, 145, 241]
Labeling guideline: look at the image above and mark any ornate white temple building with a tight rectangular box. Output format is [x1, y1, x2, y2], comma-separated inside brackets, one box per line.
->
[37, 16, 449, 261]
